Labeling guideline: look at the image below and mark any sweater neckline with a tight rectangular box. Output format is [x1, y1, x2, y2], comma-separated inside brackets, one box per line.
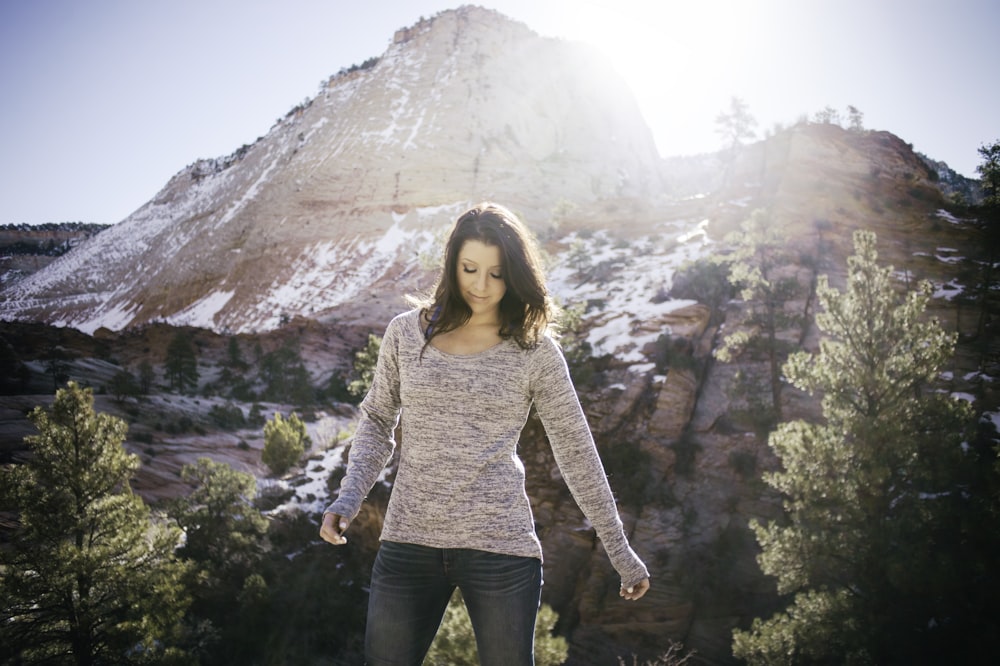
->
[427, 338, 507, 359]
[405, 309, 510, 360]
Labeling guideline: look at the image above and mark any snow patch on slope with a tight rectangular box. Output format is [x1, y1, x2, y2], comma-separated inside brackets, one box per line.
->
[241, 220, 438, 333]
[168, 290, 237, 329]
[547, 219, 713, 362]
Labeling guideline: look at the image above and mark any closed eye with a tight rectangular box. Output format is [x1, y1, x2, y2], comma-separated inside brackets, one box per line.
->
[462, 265, 503, 280]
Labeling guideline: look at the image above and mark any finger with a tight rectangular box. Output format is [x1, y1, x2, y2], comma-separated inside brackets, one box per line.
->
[630, 580, 650, 600]
[620, 579, 650, 600]
[321, 527, 347, 545]
[320, 515, 348, 545]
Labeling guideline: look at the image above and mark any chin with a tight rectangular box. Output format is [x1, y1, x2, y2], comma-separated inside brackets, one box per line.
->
[466, 299, 498, 314]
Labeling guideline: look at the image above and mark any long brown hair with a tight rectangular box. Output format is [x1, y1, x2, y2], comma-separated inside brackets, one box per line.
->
[419, 202, 555, 349]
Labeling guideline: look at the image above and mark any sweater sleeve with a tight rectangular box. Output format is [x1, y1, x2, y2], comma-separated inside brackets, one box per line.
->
[529, 337, 649, 588]
[324, 317, 403, 521]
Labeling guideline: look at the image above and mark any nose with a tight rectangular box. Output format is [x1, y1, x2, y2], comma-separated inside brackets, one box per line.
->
[475, 272, 488, 292]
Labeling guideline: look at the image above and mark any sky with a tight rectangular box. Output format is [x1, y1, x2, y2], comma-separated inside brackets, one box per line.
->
[0, 0, 997, 226]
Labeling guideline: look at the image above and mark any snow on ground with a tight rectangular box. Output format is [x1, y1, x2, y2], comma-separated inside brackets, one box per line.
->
[936, 209, 967, 225]
[899, 254, 967, 301]
[243, 221, 439, 332]
[264, 410, 360, 516]
[214, 147, 283, 230]
[933, 247, 964, 265]
[63, 297, 142, 335]
[965, 371, 996, 383]
[933, 280, 965, 300]
[168, 290, 236, 329]
[265, 445, 349, 516]
[547, 221, 712, 362]
[982, 411, 1000, 441]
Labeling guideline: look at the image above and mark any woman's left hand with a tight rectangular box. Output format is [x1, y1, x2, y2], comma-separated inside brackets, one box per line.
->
[620, 578, 650, 601]
[319, 512, 350, 546]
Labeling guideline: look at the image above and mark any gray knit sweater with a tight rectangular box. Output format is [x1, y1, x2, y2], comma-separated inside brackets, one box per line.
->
[325, 309, 649, 587]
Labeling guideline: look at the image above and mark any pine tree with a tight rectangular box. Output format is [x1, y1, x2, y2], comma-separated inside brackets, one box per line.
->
[138, 359, 155, 394]
[348, 333, 382, 399]
[224, 336, 248, 371]
[165, 331, 198, 393]
[971, 140, 1000, 364]
[259, 339, 313, 405]
[977, 139, 1000, 206]
[716, 208, 805, 425]
[109, 368, 140, 403]
[219, 336, 252, 400]
[423, 591, 568, 666]
[732, 231, 996, 664]
[714, 96, 757, 153]
[262, 411, 310, 475]
[0, 382, 190, 664]
[44, 343, 72, 391]
[169, 458, 268, 588]
[846, 105, 865, 132]
[167, 458, 269, 659]
[812, 105, 841, 126]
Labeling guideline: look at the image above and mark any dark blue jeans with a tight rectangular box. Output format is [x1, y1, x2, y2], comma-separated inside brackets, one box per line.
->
[365, 541, 542, 666]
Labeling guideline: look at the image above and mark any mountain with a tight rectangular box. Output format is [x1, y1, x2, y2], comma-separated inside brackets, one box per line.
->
[0, 223, 107, 288]
[1, 6, 997, 665]
[918, 151, 982, 204]
[0, 5, 662, 335]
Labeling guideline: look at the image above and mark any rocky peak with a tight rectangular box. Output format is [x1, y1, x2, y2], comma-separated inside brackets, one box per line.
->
[1, 6, 662, 336]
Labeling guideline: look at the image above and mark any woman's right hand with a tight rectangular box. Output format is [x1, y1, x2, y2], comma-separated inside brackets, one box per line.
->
[620, 577, 650, 601]
[320, 512, 350, 545]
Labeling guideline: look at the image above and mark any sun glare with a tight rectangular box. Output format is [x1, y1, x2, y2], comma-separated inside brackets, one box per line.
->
[547, 0, 764, 156]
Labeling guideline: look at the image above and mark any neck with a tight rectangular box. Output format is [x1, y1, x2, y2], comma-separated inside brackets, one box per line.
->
[466, 309, 500, 328]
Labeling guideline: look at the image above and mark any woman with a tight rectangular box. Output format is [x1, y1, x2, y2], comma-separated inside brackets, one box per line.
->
[320, 202, 650, 665]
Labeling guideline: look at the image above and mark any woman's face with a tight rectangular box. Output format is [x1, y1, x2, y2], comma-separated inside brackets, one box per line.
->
[456, 239, 506, 319]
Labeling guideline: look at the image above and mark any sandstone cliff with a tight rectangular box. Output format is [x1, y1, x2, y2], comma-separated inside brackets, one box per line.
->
[1, 5, 661, 336]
